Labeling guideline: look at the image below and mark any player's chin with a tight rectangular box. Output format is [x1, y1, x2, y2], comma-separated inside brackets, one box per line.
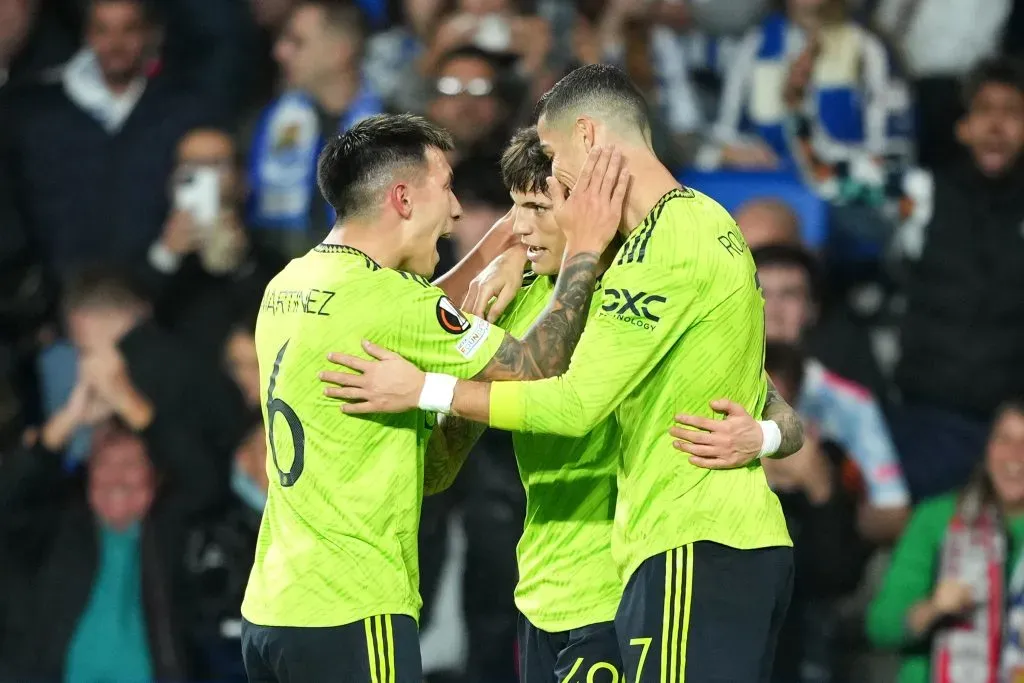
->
[533, 258, 560, 276]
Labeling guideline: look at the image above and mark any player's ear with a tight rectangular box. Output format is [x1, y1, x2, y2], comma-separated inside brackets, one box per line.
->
[390, 182, 413, 220]
[576, 117, 596, 153]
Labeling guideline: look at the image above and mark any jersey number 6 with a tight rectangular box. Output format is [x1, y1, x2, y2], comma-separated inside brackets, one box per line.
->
[267, 340, 306, 487]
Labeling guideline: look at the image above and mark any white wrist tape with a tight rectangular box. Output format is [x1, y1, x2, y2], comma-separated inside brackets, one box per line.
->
[418, 373, 458, 414]
[758, 420, 782, 459]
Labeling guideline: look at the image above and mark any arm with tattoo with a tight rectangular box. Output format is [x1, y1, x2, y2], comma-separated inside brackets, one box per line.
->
[473, 251, 602, 382]
[762, 377, 805, 458]
[423, 415, 488, 495]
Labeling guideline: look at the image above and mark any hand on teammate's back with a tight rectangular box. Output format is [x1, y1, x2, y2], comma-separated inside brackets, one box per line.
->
[320, 341, 425, 415]
[669, 399, 765, 469]
[551, 145, 630, 256]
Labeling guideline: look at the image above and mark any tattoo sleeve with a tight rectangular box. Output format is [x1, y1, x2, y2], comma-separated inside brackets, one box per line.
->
[763, 377, 805, 458]
[423, 414, 487, 495]
[474, 251, 602, 382]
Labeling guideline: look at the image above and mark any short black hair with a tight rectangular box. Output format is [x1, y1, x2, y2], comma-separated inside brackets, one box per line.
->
[317, 113, 454, 221]
[963, 57, 1024, 108]
[301, 0, 368, 40]
[62, 266, 148, 315]
[752, 244, 822, 302]
[534, 64, 650, 137]
[764, 342, 806, 400]
[501, 127, 551, 195]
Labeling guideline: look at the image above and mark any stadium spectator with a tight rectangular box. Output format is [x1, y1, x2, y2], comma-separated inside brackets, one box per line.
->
[418, 0, 551, 84]
[889, 57, 1024, 500]
[699, 0, 912, 177]
[736, 197, 803, 249]
[874, 0, 1014, 168]
[5, 0, 214, 274]
[185, 420, 266, 683]
[223, 312, 261, 411]
[64, 269, 249, 496]
[142, 127, 284, 362]
[867, 400, 1024, 683]
[247, 0, 384, 255]
[0, 423, 202, 681]
[365, 0, 445, 112]
[754, 245, 910, 544]
[764, 341, 865, 683]
[426, 47, 515, 218]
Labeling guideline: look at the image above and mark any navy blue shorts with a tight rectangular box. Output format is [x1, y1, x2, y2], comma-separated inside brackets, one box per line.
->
[241, 615, 421, 683]
[518, 616, 622, 683]
[615, 542, 793, 683]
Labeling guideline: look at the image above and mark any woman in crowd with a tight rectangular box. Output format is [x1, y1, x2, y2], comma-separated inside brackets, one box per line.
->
[868, 400, 1024, 683]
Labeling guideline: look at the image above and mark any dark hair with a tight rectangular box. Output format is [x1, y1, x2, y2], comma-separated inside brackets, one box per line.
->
[62, 267, 148, 315]
[301, 0, 368, 40]
[436, 45, 505, 75]
[317, 114, 454, 221]
[751, 244, 822, 302]
[500, 127, 551, 195]
[533, 64, 650, 136]
[963, 57, 1024, 108]
[764, 342, 806, 400]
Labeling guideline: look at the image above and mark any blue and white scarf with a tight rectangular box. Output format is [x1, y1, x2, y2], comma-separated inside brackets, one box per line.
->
[742, 14, 912, 167]
[247, 82, 384, 231]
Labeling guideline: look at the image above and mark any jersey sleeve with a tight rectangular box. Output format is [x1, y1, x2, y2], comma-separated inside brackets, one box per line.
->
[488, 262, 697, 435]
[380, 274, 506, 379]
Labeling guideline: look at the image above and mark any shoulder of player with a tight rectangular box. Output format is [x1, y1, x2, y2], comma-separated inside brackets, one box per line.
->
[614, 186, 710, 268]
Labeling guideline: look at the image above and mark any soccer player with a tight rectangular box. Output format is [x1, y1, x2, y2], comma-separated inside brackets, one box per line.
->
[320, 67, 803, 683]
[240, 113, 628, 682]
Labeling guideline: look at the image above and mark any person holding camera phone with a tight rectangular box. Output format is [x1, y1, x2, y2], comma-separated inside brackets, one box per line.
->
[144, 127, 284, 364]
[419, 0, 552, 79]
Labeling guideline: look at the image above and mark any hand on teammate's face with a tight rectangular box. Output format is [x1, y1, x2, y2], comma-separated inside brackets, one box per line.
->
[669, 399, 763, 469]
[550, 145, 630, 255]
[320, 341, 425, 415]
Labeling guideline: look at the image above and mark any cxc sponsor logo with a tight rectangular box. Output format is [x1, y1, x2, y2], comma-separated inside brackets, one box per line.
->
[601, 289, 667, 329]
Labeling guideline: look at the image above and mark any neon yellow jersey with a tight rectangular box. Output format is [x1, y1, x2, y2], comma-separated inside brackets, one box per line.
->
[242, 244, 504, 627]
[490, 189, 792, 583]
[495, 275, 621, 632]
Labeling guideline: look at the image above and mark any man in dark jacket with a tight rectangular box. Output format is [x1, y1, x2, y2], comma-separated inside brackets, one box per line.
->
[5, 0, 214, 275]
[0, 416, 206, 682]
[891, 57, 1024, 498]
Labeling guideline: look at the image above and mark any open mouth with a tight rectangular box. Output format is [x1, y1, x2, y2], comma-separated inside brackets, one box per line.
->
[525, 245, 548, 262]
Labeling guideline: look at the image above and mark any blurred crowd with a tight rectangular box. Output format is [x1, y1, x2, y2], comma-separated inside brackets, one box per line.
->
[0, 0, 1023, 682]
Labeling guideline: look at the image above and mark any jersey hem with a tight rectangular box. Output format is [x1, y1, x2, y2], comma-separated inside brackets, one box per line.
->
[621, 532, 793, 585]
[515, 599, 620, 634]
[240, 603, 420, 629]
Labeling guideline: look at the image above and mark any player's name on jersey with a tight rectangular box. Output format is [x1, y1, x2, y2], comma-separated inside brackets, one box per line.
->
[261, 287, 337, 317]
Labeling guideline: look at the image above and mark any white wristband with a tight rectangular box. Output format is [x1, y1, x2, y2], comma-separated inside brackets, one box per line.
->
[418, 373, 458, 414]
[758, 420, 782, 459]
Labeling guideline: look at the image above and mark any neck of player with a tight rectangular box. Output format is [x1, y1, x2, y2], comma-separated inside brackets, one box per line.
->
[617, 147, 681, 237]
[323, 223, 404, 269]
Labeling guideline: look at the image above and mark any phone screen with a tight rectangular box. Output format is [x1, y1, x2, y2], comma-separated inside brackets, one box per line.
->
[174, 168, 220, 227]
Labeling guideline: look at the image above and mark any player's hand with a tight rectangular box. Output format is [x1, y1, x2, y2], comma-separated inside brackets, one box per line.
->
[463, 245, 528, 322]
[553, 145, 630, 255]
[670, 399, 763, 469]
[321, 341, 426, 415]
